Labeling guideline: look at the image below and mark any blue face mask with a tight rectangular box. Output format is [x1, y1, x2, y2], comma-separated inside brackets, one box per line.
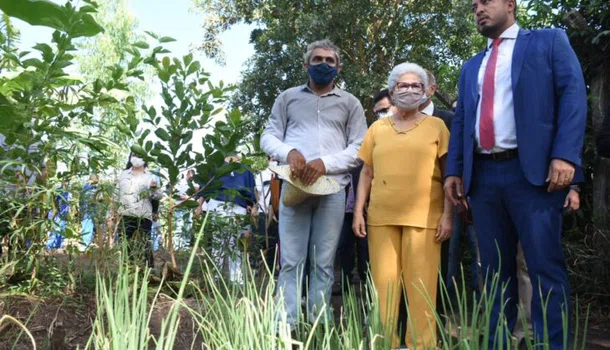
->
[307, 63, 338, 86]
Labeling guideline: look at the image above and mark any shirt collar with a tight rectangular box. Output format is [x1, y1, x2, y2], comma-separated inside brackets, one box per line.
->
[421, 101, 435, 116]
[487, 23, 520, 49]
[301, 83, 342, 97]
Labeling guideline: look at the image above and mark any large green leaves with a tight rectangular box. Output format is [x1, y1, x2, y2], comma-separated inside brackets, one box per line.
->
[0, 0, 103, 37]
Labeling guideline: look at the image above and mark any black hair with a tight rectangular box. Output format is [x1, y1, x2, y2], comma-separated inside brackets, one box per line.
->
[373, 89, 391, 105]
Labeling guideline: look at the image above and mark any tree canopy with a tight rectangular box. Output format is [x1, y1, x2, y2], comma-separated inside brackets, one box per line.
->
[194, 0, 485, 131]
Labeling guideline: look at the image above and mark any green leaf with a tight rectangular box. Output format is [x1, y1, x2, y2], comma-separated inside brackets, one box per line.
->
[183, 53, 193, 67]
[79, 5, 96, 13]
[158, 70, 170, 83]
[158, 36, 177, 43]
[33, 43, 54, 61]
[155, 128, 170, 142]
[179, 199, 200, 209]
[157, 153, 173, 167]
[131, 144, 147, 157]
[162, 56, 170, 69]
[0, 0, 103, 37]
[187, 61, 201, 76]
[139, 129, 151, 142]
[145, 31, 159, 39]
[147, 106, 157, 118]
[168, 165, 179, 183]
[22, 58, 44, 69]
[172, 58, 183, 72]
[228, 109, 241, 125]
[116, 123, 131, 136]
[133, 41, 150, 49]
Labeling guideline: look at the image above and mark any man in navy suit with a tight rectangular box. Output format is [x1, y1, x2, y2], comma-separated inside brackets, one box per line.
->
[444, 0, 587, 348]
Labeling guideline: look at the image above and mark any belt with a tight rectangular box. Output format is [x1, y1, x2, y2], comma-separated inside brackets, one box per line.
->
[475, 149, 518, 161]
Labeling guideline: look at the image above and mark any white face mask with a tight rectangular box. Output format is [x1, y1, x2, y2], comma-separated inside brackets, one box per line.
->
[131, 156, 145, 168]
[393, 90, 424, 111]
[376, 110, 391, 119]
[420, 93, 430, 105]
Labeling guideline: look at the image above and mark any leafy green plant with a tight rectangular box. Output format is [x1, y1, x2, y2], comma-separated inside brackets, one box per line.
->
[0, 0, 137, 293]
[131, 35, 247, 268]
[0, 0, 103, 38]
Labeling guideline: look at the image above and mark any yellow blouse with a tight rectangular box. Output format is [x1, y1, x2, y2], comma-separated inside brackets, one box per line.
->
[358, 116, 449, 229]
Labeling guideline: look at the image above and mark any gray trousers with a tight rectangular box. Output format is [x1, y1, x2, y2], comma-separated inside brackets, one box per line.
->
[276, 188, 346, 326]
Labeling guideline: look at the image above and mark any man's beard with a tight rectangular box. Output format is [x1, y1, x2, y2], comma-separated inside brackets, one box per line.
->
[477, 17, 507, 38]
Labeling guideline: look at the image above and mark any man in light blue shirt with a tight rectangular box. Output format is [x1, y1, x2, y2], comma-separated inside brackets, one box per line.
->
[261, 39, 367, 327]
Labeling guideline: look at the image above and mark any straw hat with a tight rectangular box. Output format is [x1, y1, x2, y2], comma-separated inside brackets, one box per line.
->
[270, 165, 341, 206]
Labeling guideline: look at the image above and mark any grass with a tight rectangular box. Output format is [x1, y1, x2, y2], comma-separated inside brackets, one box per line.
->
[0, 215, 594, 349]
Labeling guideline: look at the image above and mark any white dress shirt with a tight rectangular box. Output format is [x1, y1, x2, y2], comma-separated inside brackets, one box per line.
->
[475, 23, 520, 153]
[421, 100, 435, 116]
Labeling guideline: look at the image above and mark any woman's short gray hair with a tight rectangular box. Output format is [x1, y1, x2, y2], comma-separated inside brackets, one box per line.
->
[387, 62, 428, 92]
[303, 39, 341, 66]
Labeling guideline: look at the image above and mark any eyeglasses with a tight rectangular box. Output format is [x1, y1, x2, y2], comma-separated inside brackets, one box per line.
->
[395, 82, 424, 92]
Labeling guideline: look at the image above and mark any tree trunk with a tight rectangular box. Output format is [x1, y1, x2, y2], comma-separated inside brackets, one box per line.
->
[167, 190, 178, 268]
[590, 58, 610, 226]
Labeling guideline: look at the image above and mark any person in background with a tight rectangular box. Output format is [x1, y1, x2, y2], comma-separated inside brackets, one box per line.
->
[47, 180, 71, 250]
[336, 88, 380, 293]
[174, 169, 196, 250]
[419, 70, 454, 127]
[151, 169, 163, 253]
[195, 156, 256, 284]
[419, 69, 481, 315]
[598, 106, 610, 158]
[150, 212, 161, 252]
[261, 39, 367, 327]
[372, 88, 393, 120]
[335, 164, 369, 294]
[115, 153, 163, 267]
[353, 62, 453, 348]
[80, 174, 99, 250]
[445, 0, 587, 347]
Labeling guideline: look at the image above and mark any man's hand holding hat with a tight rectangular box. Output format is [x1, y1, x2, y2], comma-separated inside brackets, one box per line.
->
[301, 159, 326, 186]
[270, 164, 340, 206]
[287, 149, 306, 180]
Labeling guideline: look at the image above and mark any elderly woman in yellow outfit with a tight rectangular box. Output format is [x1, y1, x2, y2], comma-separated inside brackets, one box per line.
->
[353, 62, 453, 349]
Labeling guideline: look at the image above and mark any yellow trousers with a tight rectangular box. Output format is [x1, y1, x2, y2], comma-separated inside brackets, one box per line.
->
[368, 225, 441, 349]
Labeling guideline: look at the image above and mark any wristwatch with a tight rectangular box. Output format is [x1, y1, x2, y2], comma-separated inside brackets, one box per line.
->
[569, 184, 581, 193]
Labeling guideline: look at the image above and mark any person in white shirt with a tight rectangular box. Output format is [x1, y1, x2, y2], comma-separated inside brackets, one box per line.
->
[115, 153, 163, 267]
